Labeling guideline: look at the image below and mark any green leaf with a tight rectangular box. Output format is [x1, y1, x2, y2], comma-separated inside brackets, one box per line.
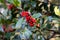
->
[5, 33, 11, 39]
[15, 18, 25, 29]
[7, 0, 13, 3]
[7, 0, 21, 7]
[13, 0, 21, 7]
[0, 0, 4, 3]
[37, 35, 45, 40]
[0, 0, 6, 8]
[3, 9, 8, 17]
[32, 13, 42, 18]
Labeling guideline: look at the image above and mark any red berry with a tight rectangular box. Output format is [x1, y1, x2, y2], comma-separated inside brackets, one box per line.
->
[26, 16, 36, 27]
[26, 16, 31, 22]
[21, 11, 29, 17]
[31, 18, 36, 23]
[2, 25, 6, 31]
[7, 4, 15, 10]
[29, 23, 34, 27]
[36, 24, 40, 28]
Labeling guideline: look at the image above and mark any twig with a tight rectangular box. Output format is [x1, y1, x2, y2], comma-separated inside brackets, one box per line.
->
[43, 28, 60, 40]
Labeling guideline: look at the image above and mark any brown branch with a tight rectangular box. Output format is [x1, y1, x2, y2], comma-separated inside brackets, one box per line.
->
[47, 29, 60, 34]
[42, 28, 60, 40]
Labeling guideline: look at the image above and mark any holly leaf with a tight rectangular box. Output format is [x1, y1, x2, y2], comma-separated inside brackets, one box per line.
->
[15, 18, 25, 29]
[0, 0, 6, 7]
[5, 33, 11, 40]
[7, 0, 21, 7]
[3, 9, 8, 17]
[32, 13, 42, 18]
[7, 0, 13, 3]
[37, 35, 45, 40]
[31, 1, 36, 7]
[13, 0, 21, 7]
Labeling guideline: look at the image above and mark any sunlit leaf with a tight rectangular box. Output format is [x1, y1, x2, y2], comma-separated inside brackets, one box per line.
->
[7, 0, 21, 7]
[13, 0, 21, 7]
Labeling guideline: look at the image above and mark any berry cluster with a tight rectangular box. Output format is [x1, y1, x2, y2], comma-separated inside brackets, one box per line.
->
[26, 16, 36, 27]
[21, 11, 40, 27]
